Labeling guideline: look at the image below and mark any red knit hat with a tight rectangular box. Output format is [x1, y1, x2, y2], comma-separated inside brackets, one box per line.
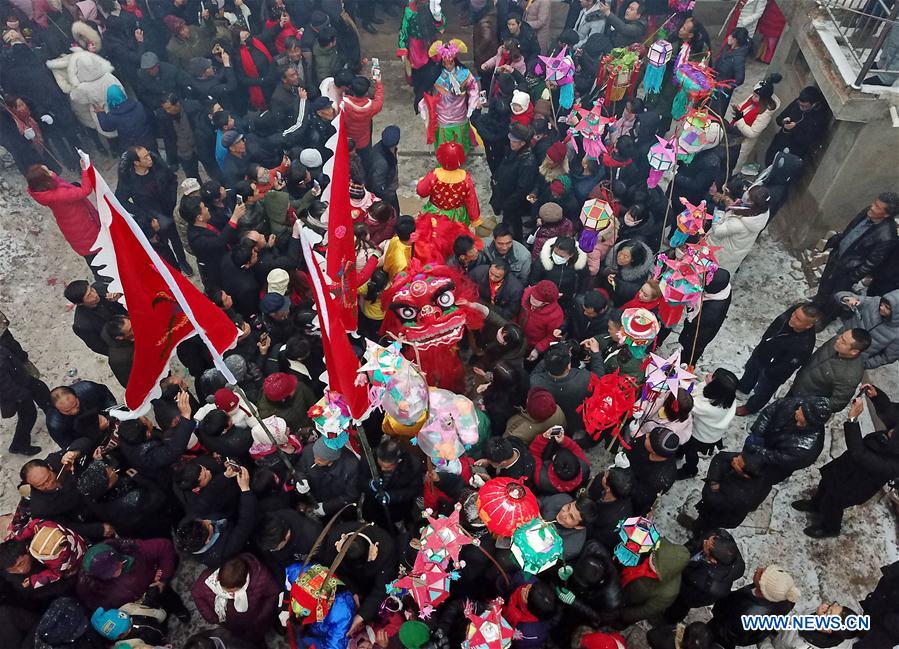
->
[526, 387, 556, 421]
[436, 141, 466, 171]
[581, 631, 627, 649]
[263, 373, 298, 402]
[532, 280, 559, 304]
[546, 141, 568, 165]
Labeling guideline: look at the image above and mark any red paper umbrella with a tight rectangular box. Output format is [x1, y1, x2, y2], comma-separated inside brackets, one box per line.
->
[476, 478, 539, 537]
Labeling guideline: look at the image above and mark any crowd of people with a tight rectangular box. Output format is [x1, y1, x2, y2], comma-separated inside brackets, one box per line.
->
[1, 0, 899, 648]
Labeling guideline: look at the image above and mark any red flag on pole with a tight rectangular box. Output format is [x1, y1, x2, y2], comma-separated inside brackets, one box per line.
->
[83, 153, 238, 416]
[298, 228, 369, 419]
[322, 113, 359, 333]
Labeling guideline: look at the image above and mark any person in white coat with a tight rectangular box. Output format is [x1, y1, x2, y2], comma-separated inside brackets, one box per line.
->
[706, 186, 771, 274]
[728, 73, 782, 171]
[572, 0, 606, 49]
[676, 368, 737, 479]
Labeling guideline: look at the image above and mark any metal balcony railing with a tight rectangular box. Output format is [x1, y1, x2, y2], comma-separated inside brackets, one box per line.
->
[817, 0, 899, 86]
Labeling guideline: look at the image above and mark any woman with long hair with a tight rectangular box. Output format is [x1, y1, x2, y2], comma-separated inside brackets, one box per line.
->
[677, 368, 738, 479]
[729, 73, 783, 172]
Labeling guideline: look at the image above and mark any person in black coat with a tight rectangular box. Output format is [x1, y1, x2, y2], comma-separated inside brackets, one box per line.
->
[253, 509, 323, 572]
[554, 538, 622, 637]
[686, 451, 773, 534]
[710, 566, 798, 649]
[0, 323, 49, 455]
[625, 427, 679, 514]
[470, 260, 525, 321]
[742, 396, 830, 485]
[366, 126, 401, 216]
[63, 281, 128, 356]
[671, 142, 725, 208]
[491, 123, 539, 242]
[617, 202, 663, 253]
[47, 381, 116, 450]
[813, 193, 899, 323]
[563, 291, 611, 342]
[174, 454, 242, 519]
[665, 529, 745, 623]
[678, 268, 731, 365]
[857, 559, 899, 649]
[530, 236, 590, 311]
[220, 241, 263, 320]
[470, 100, 511, 175]
[583, 467, 634, 550]
[156, 95, 209, 179]
[710, 28, 750, 117]
[175, 465, 258, 568]
[501, 10, 541, 63]
[866, 240, 899, 298]
[764, 85, 830, 165]
[736, 303, 819, 416]
[135, 53, 191, 110]
[357, 437, 424, 530]
[793, 388, 899, 538]
[182, 196, 242, 290]
[197, 409, 254, 465]
[116, 392, 195, 484]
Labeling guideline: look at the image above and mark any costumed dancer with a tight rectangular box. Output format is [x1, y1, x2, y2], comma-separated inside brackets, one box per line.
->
[419, 39, 481, 153]
[397, 0, 440, 110]
[416, 141, 481, 227]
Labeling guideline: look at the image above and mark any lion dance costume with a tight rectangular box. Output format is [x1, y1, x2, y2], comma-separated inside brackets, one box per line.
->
[380, 262, 485, 393]
[416, 141, 481, 227]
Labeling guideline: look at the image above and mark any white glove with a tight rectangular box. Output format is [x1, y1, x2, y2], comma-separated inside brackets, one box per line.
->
[296, 478, 310, 494]
[278, 610, 290, 627]
[313, 502, 325, 516]
[469, 473, 486, 489]
[613, 451, 630, 469]
[23, 127, 35, 141]
[40, 114, 54, 125]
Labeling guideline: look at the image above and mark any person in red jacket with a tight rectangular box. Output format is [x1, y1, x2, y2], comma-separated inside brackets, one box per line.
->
[530, 425, 590, 495]
[518, 280, 564, 361]
[192, 553, 281, 641]
[25, 158, 102, 280]
[343, 75, 385, 161]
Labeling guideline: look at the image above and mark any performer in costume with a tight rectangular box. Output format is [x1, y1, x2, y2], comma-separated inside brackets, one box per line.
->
[419, 39, 481, 153]
[416, 141, 481, 227]
[397, 0, 441, 110]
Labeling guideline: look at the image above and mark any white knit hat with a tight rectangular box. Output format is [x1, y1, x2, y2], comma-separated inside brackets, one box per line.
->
[511, 90, 531, 115]
[758, 565, 801, 603]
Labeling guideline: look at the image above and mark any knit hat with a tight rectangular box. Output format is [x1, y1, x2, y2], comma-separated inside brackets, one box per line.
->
[163, 14, 186, 34]
[82, 543, 133, 580]
[538, 202, 563, 223]
[531, 280, 559, 304]
[139, 51, 158, 69]
[510, 90, 530, 115]
[758, 564, 801, 603]
[348, 181, 365, 199]
[299, 148, 323, 168]
[583, 291, 608, 312]
[267, 268, 290, 295]
[399, 620, 431, 649]
[550, 448, 580, 482]
[381, 125, 401, 147]
[262, 415, 289, 444]
[29, 524, 69, 563]
[106, 85, 126, 108]
[188, 56, 212, 78]
[76, 460, 110, 499]
[313, 436, 341, 462]
[263, 372, 298, 402]
[648, 426, 679, 458]
[37, 598, 90, 647]
[261, 292, 290, 314]
[181, 177, 201, 195]
[754, 72, 782, 101]
[225, 354, 248, 382]
[546, 141, 568, 165]
[800, 397, 831, 426]
[214, 387, 239, 412]
[508, 122, 533, 143]
[91, 608, 130, 640]
[526, 387, 556, 421]
[310, 96, 333, 112]
[221, 130, 244, 148]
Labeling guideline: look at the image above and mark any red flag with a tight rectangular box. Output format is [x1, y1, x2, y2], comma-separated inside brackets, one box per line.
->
[299, 229, 369, 419]
[84, 155, 238, 415]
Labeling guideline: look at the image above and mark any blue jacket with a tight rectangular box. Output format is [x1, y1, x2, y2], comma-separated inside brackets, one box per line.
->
[97, 99, 155, 150]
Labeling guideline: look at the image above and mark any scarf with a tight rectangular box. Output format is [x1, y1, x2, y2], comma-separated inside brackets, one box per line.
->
[503, 585, 538, 627]
[732, 97, 761, 127]
[205, 570, 250, 622]
[620, 558, 658, 587]
[239, 38, 273, 110]
[686, 283, 732, 322]
[12, 108, 44, 153]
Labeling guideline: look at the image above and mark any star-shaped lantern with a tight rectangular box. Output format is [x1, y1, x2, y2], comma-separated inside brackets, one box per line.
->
[570, 104, 615, 160]
[578, 371, 639, 444]
[420, 503, 477, 565]
[391, 556, 454, 619]
[463, 599, 515, 649]
[670, 198, 710, 248]
[614, 516, 661, 567]
[476, 478, 539, 538]
[655, 242, 721, 308]
[510, 518, 564, 575]
[538, 46, 574, 83]
[643, 350, 697, 400]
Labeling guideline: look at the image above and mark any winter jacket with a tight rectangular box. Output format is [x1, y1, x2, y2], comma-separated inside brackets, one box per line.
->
[82, 470, 171, 539]
[28, 167, 101, 257]
[540, 494, 587, 560]
[357, 448, 424, 522]
[633, 397, 694, 445]
[166, 21, 217, 69]
[284, 564, 355, 649]
[257, 509, 322, 571]
[678, 530, 745, 607]
[72, 293, 128, 356]
[188, 222, 239, 287]
[605, 12, 646, 48]
[341, 83, 384, 149]
[530, 353, 604, 431]
[135, 61, 189, 109]
[767, 99, 829, 161]
[530, 237, 590, 303]
[523, 0, 551, 51]
[505, 406, 567, 445]
[189, 491, 259, 568]
[706, 207, 769, 273]
[743, 396, 828, 484]
[625, 442, 677, 514]
[115, 150, 179, 221]
[101, 329, 134, 388]
[689, 388, 736, 445]
[530, 433, 589, 495]
[714, 44, 749, 94]
[63, 50, 124, 136]
[697, 451, 774, 530]
[193, 553, 280, 637]
[601, 239, 655, 306]
[118, 417, 195, 476]
[470, 265, 525, 321]
[294, 445, 361, 516]
[367, 142, 399, 199]
[97, 99, 155, 150]
[711, 585, 795, 647]
[618, 538, 690, 624]
[746, 305, 817, 383]
[672, 146, 724, 207]
[76, 538, 177, 610]
[0, 336, 36, 418]
[821, 209, 898, 286]
[559, 540, 622, 620]
[219, 255, 261, 320]
[480, 237, 532, 285]
[531, 219, 576, 262]
[491, 146, 539, 221]
[835, 289, 899, 369]
[788, 335, 864, 412]
[45, 380, 116, 450]
[573, 3, 606, 49]
[188, 67, 240, 108]
[256, 381, 316, 432]
[517, 285, 565, 352]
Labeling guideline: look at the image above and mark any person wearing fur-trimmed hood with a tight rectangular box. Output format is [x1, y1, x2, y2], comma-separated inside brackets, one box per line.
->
[529, 236, 589, 310]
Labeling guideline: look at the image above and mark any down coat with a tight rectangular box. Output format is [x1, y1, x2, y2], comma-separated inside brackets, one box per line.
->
[835, 289, 899, 369]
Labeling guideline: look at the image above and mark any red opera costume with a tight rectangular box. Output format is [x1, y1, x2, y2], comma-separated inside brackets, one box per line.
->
[416, 141, 481, 227]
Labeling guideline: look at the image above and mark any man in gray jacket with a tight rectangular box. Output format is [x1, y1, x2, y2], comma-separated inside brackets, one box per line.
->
[480, 222, 532, 285]
[530, 343, 604, 431]
[834, 289, 899, 369]
[787, 329, 870, 412]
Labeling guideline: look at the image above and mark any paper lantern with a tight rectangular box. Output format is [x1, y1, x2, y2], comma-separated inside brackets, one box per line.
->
[476, 478, 539, 537]
[644, 40, 672, 95]
[570, 104, 615, 160]
[578, 199, 615, 252]
[620, 307, 660, 359]
[510, 518, 564, 575]
[670, 198, 709, 248]
[538, 46, 575, 109]
[308, 391, 352, 449]
[357, 340, 407, 407]
[672, 56, 718, 120]
[415, 389, 480, 466]
[646, 136, 677, 188]
[614, 516, 661, 567]
[654, 241, 720, 310]
[287, 564, 341, 625]
[598, 46, 643, 104]
[463, 599, 514, 649]
[642, 350, 697, 401]
[578, 371, 639, 444]
[390, 555, 454, 619]
[419, 503, 477, 565]
[381, 363, 429, 427]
